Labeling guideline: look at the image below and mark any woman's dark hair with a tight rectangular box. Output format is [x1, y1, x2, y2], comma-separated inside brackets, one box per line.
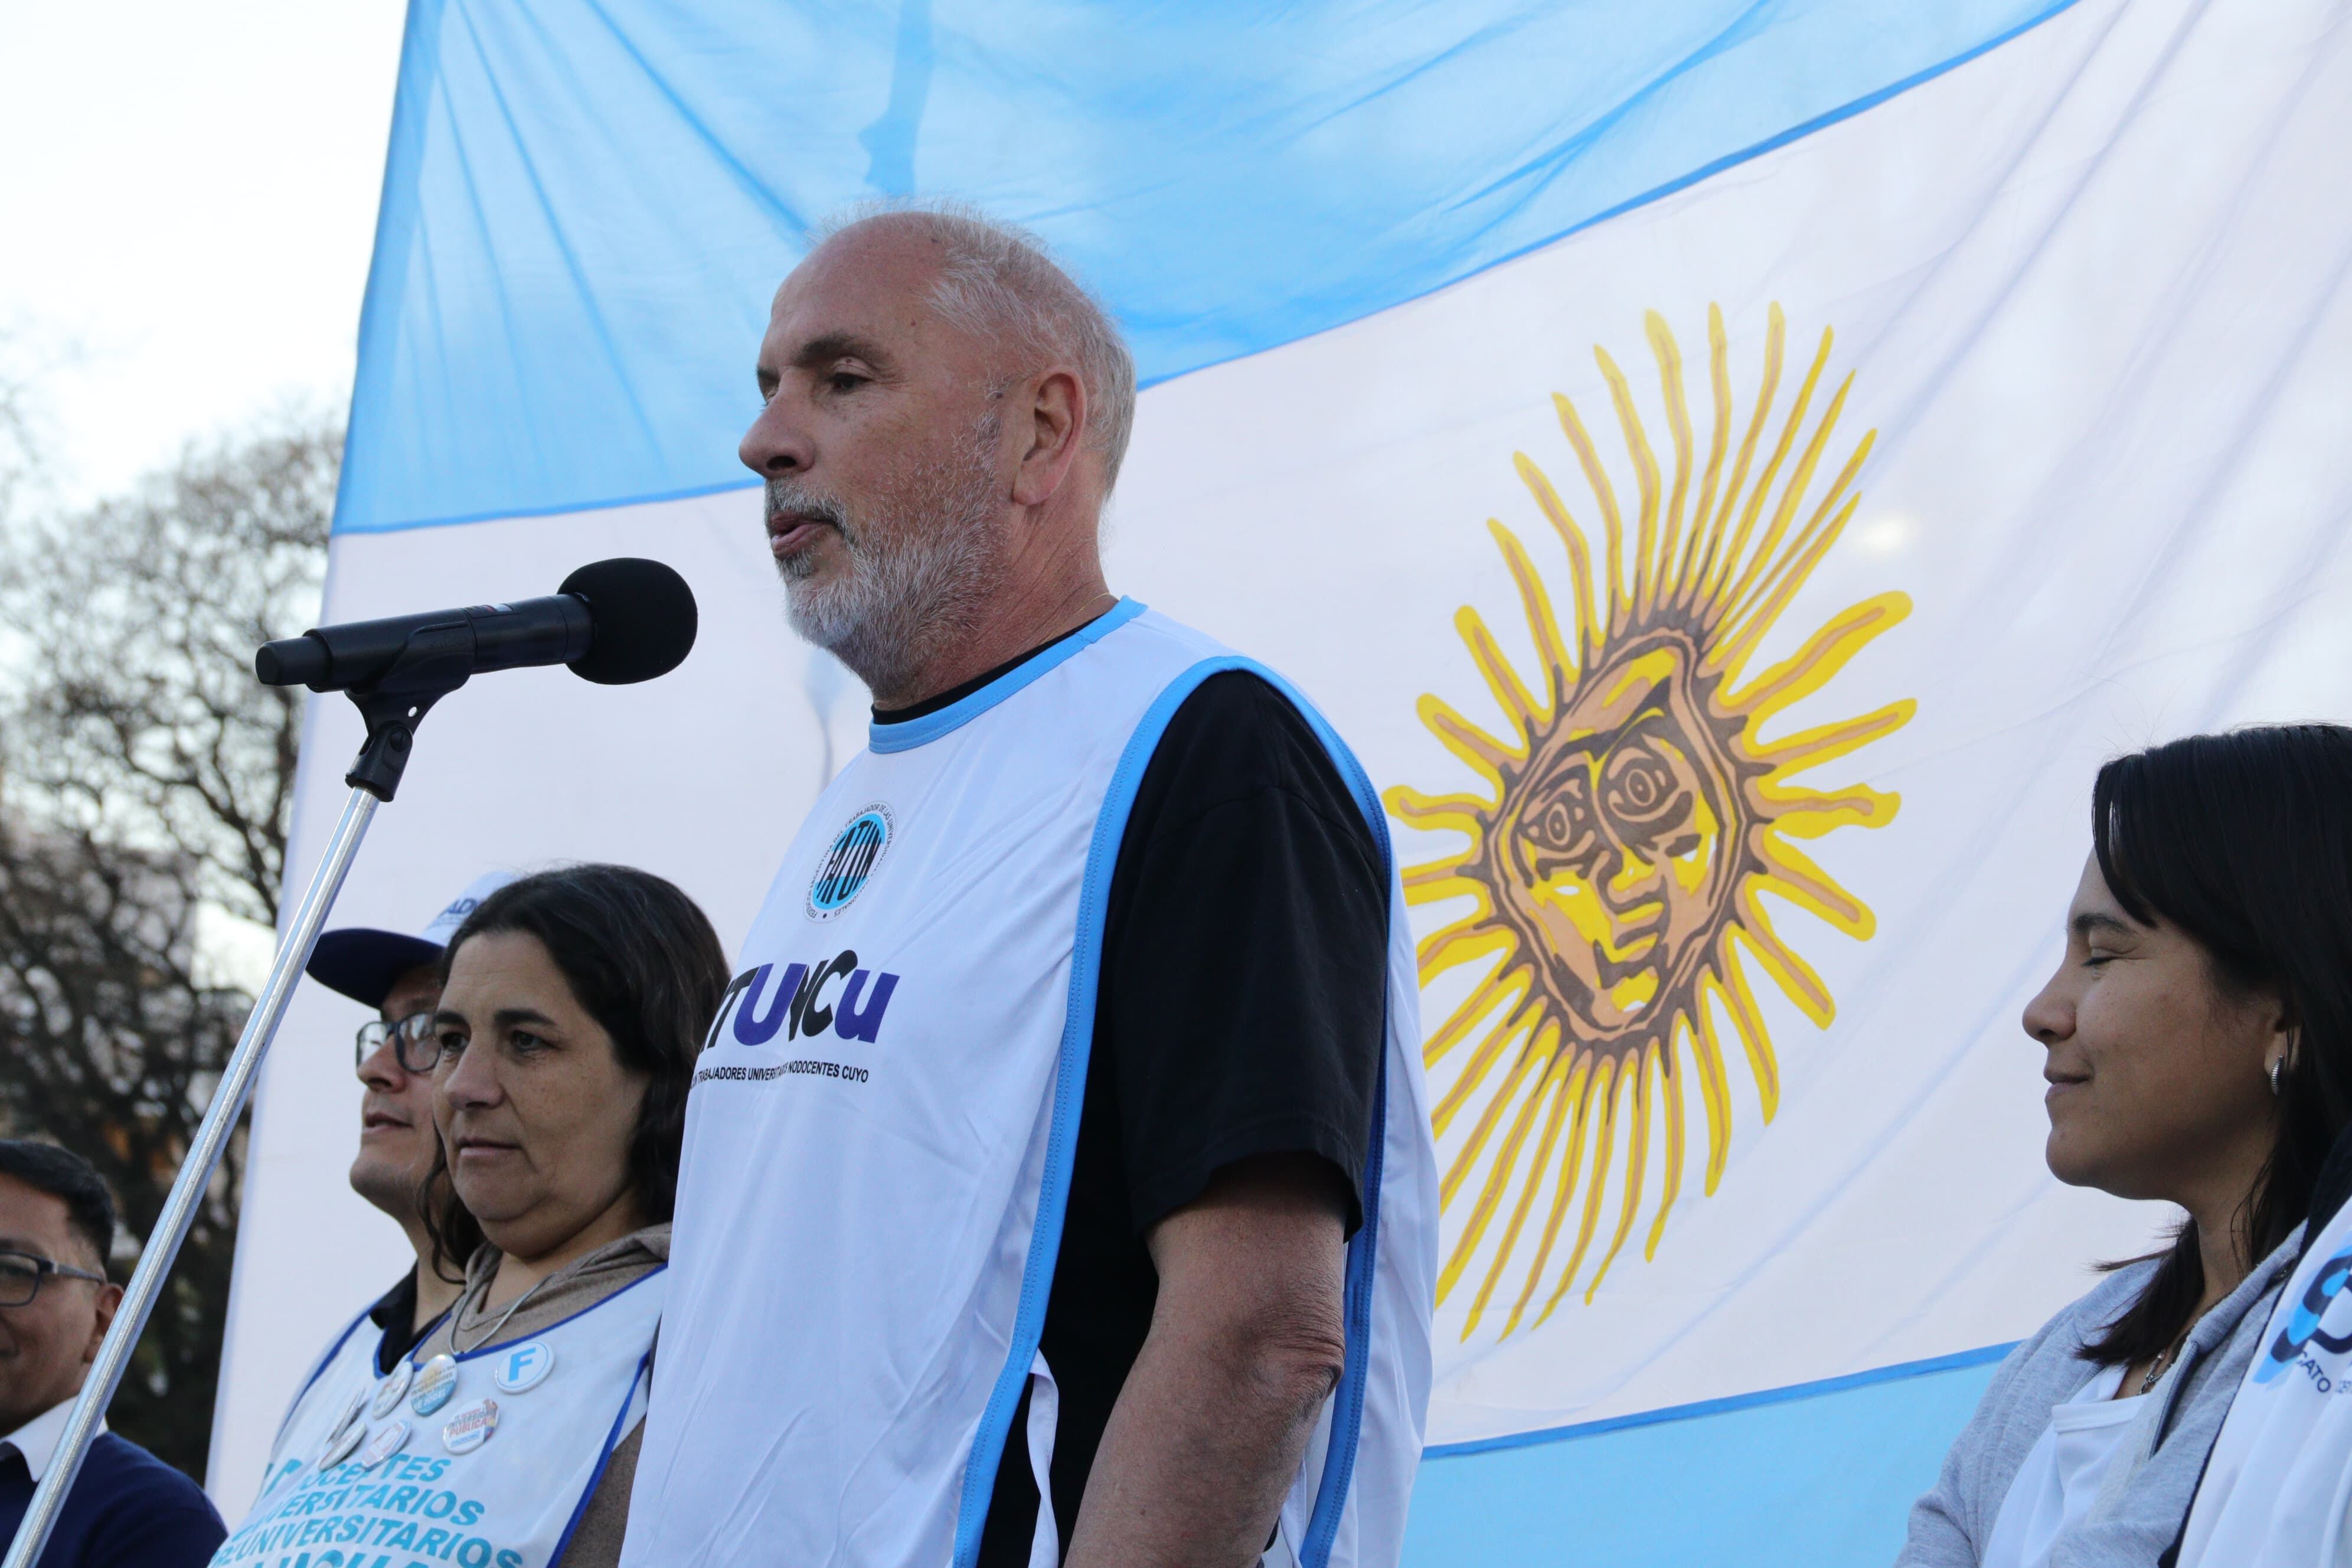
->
[426, 1177, 485, 1287]
[2083, 724, 2352, 1364]
[422, 864, 730, 1275]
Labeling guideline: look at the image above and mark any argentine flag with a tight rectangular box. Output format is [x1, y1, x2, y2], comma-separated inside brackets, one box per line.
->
[212, 1, 2352, 1562]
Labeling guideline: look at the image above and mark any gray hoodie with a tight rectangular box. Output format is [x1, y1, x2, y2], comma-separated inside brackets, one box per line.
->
[1896, 1231, 2298, 1568]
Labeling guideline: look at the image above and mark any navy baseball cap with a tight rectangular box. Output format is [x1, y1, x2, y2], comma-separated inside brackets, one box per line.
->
[305, 871, 518, 1010]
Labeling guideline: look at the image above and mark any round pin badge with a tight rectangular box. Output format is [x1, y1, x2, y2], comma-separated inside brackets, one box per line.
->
[491, 1340, 554, 1394]
[440, 1397, 499, 1455]
[370, 1358, 414, 1420]
[318, 1413, 366, 1469]
[410, 1354, 459, 1417]
[358, 1420, 410, 1469]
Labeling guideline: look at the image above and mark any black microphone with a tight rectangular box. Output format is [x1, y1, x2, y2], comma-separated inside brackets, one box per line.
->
[255, 558, 697, 692]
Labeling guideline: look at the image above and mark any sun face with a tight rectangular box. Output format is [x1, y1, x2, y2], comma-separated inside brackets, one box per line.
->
[1385, 305, 1915, 1341]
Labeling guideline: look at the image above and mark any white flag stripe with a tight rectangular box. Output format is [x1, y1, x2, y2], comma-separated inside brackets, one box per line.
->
[1102, 0, 2352, 1443]
[205, 0, 2352, 1550]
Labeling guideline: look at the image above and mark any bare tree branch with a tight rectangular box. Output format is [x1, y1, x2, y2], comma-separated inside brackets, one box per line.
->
[0, 406, 332, 1479]
[0, 414, 334, 926]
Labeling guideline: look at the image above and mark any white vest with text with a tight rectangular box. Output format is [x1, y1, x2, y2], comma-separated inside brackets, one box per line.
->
[213, 1270, 665, 1568]
[620, 602, 1437, 1568]
[239, 1299, 389, 1523]
[2177, 1204, 2352, 1566]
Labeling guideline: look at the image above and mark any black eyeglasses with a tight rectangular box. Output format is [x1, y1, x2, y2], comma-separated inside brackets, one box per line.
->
[0, 1249, 109, 1308]
[355, 1011, 444, 1075]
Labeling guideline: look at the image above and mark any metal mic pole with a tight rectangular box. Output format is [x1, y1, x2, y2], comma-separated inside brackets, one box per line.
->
[2, 785, 378, 1568]
[5, 659, 452, 1568]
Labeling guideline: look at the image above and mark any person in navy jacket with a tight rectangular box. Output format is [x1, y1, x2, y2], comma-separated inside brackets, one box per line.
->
[0, 1139, 224, 1568]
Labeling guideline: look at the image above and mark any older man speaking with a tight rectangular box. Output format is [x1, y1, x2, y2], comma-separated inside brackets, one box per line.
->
[624, 206, 1434, 1568]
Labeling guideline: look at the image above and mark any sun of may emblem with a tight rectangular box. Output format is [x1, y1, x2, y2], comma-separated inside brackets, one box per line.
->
[1384, 304, 1916, 1341]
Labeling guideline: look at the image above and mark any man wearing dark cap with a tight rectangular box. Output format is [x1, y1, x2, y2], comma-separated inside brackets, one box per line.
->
[0, 1139, 224, 1567]
[228, 873, 509, 1512]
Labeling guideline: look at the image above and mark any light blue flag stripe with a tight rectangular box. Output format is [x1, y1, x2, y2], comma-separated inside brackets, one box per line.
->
[341, 0, 2078, 535]
[1407, 1350, 2010, 1565]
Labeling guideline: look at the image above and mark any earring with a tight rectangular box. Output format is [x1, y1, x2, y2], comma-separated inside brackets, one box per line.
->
[2270, 1056, 2285, 1097]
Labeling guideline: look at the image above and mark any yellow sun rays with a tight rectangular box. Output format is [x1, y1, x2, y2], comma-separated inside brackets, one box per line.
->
[1383, 304, 1915, 1340]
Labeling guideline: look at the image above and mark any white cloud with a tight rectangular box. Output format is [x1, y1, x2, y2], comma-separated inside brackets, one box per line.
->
[0, 1, 406, 501]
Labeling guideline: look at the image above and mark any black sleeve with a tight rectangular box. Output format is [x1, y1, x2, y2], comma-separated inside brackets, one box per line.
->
[1097, 669, 1387, 1234]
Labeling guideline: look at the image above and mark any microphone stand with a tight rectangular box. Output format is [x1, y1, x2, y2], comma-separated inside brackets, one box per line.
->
[5, 633, 472, 1568]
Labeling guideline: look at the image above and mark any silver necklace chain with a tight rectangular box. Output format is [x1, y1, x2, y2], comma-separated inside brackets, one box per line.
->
[2139, 1334, 2189, 1396]
[448, 1266, 556, 1356]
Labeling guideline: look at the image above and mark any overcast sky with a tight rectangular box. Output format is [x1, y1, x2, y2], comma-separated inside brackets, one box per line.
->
[1, 1, 407, 503]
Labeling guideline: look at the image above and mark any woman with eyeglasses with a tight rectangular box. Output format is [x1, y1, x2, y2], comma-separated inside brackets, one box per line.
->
[211, 864, 727, 1568]
[1897, 726, 2352, 1567]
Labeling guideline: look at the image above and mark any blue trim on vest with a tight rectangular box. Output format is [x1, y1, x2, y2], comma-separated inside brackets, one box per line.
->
[946, 645, 1397, 1568]
[420, 1262, 668, 1366]
[1226, 665, 1396, 1568]
[868, 598, 1149, 754]
[946, 645, 1208, 1566]
[551, 1346, 656, 1566]
[1305, 1044, 1387, 1566]
[272, 1302, 378, 1450]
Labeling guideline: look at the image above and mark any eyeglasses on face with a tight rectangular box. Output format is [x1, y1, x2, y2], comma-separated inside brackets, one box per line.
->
[354, 1011, 444, 1076]
[0, 1248, 109, 1309]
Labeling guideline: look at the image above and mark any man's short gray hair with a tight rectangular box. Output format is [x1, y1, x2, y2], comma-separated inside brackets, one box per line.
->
[819, 201, 1138, 491]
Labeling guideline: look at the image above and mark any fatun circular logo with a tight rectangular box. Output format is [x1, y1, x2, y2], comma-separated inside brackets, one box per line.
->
[808, 803, 893, 919]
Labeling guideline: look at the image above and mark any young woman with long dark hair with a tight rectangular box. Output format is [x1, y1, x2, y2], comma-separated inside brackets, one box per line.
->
[1898, 724, 2352, 1567]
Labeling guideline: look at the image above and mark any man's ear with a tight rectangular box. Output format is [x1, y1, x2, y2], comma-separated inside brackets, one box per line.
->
[83, 1281, 122, 1367]
[1011, 367, 1086, 509]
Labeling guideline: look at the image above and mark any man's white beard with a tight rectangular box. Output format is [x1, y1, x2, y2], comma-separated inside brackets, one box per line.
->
[770, 417, 1007, 701]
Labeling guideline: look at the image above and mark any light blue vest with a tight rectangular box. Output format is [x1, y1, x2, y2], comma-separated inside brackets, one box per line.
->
[215, 1270, 664, 1568]
[239, 1299, 387, 1522]
[625, 602, 1436, 1568]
